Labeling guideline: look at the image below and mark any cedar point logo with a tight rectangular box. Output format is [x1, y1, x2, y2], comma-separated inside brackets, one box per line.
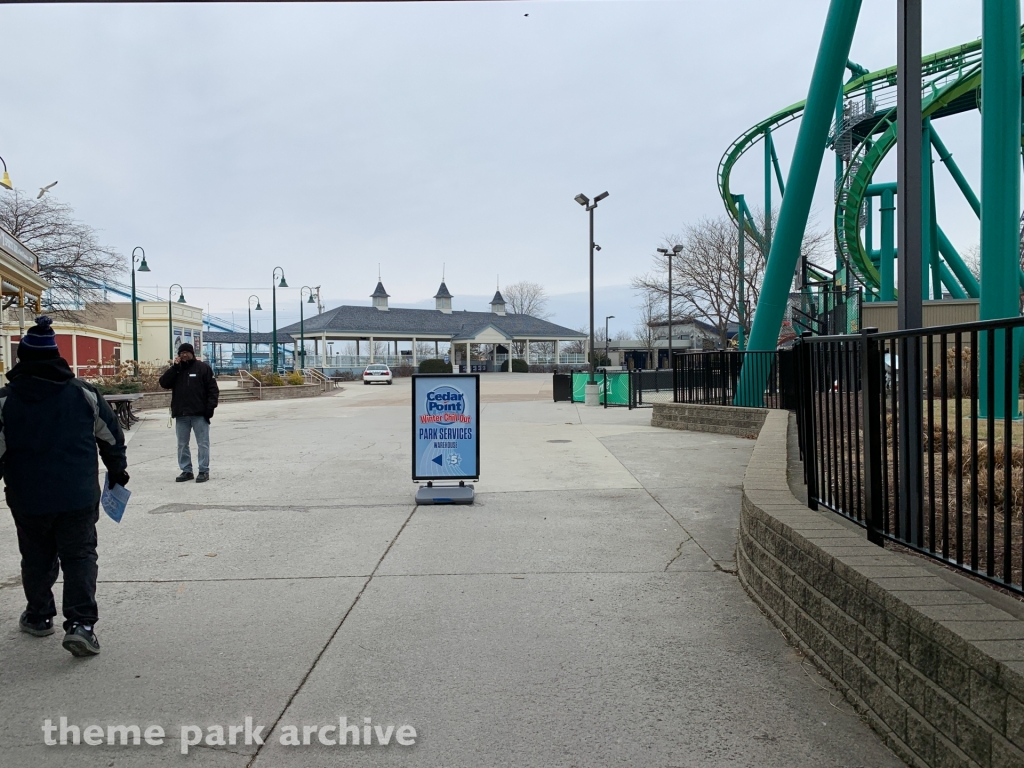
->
[421, 386, 471, 424]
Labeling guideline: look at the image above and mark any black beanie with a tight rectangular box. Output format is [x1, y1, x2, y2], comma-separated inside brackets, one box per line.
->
[178, 343, 195, 356]
[18, 316, 60, 362]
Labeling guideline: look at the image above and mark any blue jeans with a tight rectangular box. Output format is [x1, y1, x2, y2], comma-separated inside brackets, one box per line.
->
[175, 416, 210, 474]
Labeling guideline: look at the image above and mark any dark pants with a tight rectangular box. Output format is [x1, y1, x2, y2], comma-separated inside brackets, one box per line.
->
[11, 505, 99, 631]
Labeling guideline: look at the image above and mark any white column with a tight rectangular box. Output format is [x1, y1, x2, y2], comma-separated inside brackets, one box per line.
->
[555, 339, 560, 367]
[369, 336, 375, 364]
[412, 337, 417, 367]
[322, 332, 328, 365]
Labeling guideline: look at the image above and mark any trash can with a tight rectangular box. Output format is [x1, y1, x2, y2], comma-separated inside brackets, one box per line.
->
[552, 373, 572, 402]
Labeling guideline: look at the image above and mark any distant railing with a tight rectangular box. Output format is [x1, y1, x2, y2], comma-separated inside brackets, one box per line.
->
[672, 350, 798, 410]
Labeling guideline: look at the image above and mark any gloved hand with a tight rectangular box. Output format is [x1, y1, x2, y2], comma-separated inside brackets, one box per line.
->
[109, 470, 130, 489]
[204, 410, 214, 424]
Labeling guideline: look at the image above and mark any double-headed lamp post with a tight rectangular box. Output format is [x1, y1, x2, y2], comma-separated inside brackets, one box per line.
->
[272, 267, 287, 372]
[574, 190, 609, 386]
[604, 315, 614, 367]
[130, 247, 150, 373]
[247, 295, 262, 370]
[299, 286, 317, 371]
[168, 284, 186, 360]
[656, 244, 683, 368]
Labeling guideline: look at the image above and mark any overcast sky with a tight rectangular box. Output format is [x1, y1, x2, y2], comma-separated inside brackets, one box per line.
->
[0, 0, 986, 333]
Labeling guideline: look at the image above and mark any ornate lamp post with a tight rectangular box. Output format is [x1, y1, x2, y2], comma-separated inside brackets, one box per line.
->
[130, 247, 150, 373]
[299, 286, 317, 371]
[167, 284, 186, 360]
[0, 155, 12, 190]
[272, 267, 287, 372]
[247, 295, 262, 370]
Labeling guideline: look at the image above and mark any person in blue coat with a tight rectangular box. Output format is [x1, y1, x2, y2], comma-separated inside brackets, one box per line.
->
[1, 316, 128, 656]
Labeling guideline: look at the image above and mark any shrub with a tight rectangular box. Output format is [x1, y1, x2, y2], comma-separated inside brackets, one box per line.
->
[285, 371, 305, 386]
[419, 359, 453, 374]
[500, 358, 528, 372]
[87, 358, 166, 393]
[250, 369, 285, 386]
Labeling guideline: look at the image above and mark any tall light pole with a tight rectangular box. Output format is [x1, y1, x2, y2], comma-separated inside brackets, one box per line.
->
[299, 286, 317, 371]
[130, 247, 150, 373]
[271, 267, 287, 372]
[656, 245, 683, 367]
[574, 191, 609, 386]
[604, 315, 614, 367]
[168, 284, 186, 360]
[248, 295, 262, 370]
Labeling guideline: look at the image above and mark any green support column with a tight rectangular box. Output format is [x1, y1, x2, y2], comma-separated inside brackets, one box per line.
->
[980, 0, 1022, 419]
[921, 119, 935, 300]
[880, 188, 896, 301]
[929, 146, 942, 300]
[741, 0, 863, 395]
[937, 226, 981, 298]
[930, 126, 981, 217]
[764, 129, 773, 254]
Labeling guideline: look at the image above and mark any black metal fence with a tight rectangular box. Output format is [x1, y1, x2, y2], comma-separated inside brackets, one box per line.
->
[672, 350, 798, 410]
[798, 318, 1024, 596]
[630, 369, 674, 408]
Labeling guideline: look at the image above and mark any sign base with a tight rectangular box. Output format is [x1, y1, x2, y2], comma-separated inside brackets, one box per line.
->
[415, 483, 475, 505]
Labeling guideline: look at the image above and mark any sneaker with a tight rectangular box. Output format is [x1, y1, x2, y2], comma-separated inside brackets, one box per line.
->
[62, 623, 100, 657]
[195, 472, 209, 483]
[176, 471, 194, 482]
[19, 611, 55, 637]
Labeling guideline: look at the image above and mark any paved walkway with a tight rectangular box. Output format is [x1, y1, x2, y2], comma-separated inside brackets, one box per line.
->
[0, 374, 902, 767]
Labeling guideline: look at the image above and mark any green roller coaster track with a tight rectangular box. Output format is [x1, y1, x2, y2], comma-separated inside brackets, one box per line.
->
[717, 29, 1024, 300]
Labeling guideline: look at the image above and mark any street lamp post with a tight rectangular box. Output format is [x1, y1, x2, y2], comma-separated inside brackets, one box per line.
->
[0, 155, 12, 190]
[272, 267, 287, 373]
[604, 315, 614, 367]
[130, 247, 150, 374]
[656, 245, 683, 368]
[574, 191, 609, 390]
[299, 286, 317, 371]
[167, 284, 186, 360]
[247, 295, 262, 370]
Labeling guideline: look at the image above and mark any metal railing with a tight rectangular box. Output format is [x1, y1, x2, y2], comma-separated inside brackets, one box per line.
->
[673, 350, 797, 410]
[797, 318, 1024, 596]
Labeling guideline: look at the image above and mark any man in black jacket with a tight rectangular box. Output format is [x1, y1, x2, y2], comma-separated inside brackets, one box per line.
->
[1, 316, 128, 657]
[159, 342, 219, 483]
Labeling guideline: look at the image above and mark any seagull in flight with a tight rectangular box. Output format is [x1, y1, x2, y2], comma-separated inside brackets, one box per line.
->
[37, 181, 58, 199]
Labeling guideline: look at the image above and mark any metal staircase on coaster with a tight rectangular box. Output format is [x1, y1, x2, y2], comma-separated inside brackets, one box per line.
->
[717, 29, 1024, 304]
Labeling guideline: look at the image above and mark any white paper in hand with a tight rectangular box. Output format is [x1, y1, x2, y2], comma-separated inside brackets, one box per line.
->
[101, 473, 131, 523]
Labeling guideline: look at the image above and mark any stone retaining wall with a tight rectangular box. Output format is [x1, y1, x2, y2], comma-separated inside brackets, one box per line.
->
[257, 384, 325, 401]
[739, 410, 1024, 768]
[136, 384, 325, 410]
[651, 402, 767, 437]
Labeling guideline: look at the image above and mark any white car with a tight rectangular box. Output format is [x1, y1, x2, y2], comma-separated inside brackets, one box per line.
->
[362, 364, 393, 385]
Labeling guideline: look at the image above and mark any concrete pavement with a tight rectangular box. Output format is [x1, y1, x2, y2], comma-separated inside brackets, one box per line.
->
[0, 373, 903, 767]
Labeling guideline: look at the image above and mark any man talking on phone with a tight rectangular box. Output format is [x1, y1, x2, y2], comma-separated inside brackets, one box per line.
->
[159, 342, 219, 483]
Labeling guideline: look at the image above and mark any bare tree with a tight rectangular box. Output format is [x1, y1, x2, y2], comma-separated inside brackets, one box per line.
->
[503, 280, 551, 356]
[632, 211, 828, 349]
[0, 189, 123, 313]
[633, 292, 660, 369]
[562, 326, 589, 355]
[503, 280, 551, 319]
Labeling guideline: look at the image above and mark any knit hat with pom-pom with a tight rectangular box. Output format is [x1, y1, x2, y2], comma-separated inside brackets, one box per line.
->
[18, 316, 60, 361]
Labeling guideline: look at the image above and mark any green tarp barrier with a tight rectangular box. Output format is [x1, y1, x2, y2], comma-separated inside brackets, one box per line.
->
[570, 372, 629, 405]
